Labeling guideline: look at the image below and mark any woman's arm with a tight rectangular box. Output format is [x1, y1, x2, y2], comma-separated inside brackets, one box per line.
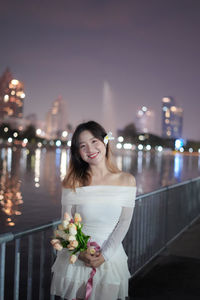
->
[61, 202, 75, 220]
[101, 173, 136, 261]
[101, 206, 134, 261]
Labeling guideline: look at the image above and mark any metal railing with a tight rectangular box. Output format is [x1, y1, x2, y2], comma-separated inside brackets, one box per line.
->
[123, 176, 200, 276]
[0, 177, 200, 299]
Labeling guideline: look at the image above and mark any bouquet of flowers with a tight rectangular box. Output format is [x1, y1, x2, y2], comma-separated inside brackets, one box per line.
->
[50, 212, 91, 264]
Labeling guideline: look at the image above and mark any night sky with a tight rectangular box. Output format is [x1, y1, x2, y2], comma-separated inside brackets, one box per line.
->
[0, 0, 200, 140]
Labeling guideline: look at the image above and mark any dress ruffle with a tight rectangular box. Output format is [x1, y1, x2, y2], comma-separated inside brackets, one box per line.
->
[51, 244, 130, 300]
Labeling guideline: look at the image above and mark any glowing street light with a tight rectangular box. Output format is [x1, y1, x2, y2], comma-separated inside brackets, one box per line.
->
[13, 132, 18, 138]
[116, 143, 122, 149]
[62, 131, 68, 138]
[138, 144, 143, 150]
[146, 145, 151, 151]
[56, 140, 61, 147]
[36, 129, 42, 135]
[118, 136, 124, 142]
[11, 79, 19, 85]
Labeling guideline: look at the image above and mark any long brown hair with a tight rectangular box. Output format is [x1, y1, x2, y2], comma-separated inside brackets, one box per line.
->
[62, 121, 120, 189]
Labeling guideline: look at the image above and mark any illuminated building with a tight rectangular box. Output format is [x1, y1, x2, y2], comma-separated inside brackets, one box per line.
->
[0, 68, 25, 119]
[45, 96, 67, 139]
[136, 106, 155, 134]
[162, 97, 183, 139]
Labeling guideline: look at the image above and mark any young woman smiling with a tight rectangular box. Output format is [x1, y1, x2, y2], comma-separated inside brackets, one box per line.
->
[51, 121, 136, 300]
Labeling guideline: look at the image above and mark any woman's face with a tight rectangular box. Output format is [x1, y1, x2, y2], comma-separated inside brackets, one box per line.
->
[78, 130, 106, 166]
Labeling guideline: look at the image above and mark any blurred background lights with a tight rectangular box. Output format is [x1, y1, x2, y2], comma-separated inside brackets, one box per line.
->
[117, 136, 124, 142]
[4, 127, 8, 132]
[123, 143, 132, 150]
[23, 138, 28, 144]
[138, 144, 143, 150]
[142, 106, 147, 112]
[116, 143, 122, 149]
[138, 135, 145, 141]
[189, 148, 193, 153]
[157, 146, 163, 152]
[175, 139, 184, 150]
[4, 95, 9, 102]
[13, 132, 18, 138]
[56, 140, 61, 147]
[198, 149, 200, 153]
[180, 147, 184, 152]
[62, 131, 68, 138]
[67, 140, 71, 147]
[138, 110, 143, 116]
[8, 137, 13, 143]
[146, 145, 151, 151]
[11, 79, 19, 85]
[36, 128, 42, 135]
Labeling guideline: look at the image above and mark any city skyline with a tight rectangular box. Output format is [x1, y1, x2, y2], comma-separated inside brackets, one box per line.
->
[0, 0, 200, 140]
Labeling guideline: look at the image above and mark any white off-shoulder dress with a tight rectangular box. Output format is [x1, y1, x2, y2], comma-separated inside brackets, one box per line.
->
[51, 185, 136, 300]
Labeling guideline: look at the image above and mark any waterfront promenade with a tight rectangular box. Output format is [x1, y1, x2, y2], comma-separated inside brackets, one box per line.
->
[129, 216, 200, 300]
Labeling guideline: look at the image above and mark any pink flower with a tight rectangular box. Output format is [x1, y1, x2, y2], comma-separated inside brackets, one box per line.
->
[70, 240, 78, 248]
[74, 213, 82, 224]
[50, 239, 63, 251]
[64, 212, 71, 222]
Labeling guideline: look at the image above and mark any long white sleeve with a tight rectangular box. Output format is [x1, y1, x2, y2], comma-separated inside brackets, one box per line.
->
[61, 201, 76, 220]
[101, 206, 134, 261]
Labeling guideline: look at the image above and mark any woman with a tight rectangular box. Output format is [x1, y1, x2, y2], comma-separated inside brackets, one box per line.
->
[51, 121, 136, 300]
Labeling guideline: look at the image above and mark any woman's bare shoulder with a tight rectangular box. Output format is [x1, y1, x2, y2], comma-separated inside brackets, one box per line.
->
[119, 172, 136, 187]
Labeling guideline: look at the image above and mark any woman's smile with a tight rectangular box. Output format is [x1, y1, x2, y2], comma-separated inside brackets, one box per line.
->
[87, 152, 99, 159]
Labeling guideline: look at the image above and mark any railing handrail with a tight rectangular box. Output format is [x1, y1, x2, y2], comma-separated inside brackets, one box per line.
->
[0, 176, 199, 243]
[136, 176, 200, 199]
[0, 220, 60, 244]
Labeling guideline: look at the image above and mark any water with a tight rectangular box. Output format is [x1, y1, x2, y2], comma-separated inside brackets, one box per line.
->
[0, 146, 200, 234]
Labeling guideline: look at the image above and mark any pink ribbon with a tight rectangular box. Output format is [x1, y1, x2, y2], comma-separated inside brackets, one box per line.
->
[73, 241, 100, 300]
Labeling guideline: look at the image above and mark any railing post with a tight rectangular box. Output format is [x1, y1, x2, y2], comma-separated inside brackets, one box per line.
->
[14, 238, 21, 300]
[0, 233, 14, 300]
[0, 242, 6, 300]
[27, 235, 33, 300]
[39, 232, 45, 300]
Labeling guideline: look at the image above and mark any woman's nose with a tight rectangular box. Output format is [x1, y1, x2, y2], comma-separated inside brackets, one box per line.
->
[86, 143, 94, 152]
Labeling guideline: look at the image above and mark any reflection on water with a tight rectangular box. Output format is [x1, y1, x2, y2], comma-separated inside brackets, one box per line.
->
[0, 148, 23, 227]
[116, 151, 200, 195]
[0, 147, 200, 233]
[174, 153, 183, 180]
[35, 148, 41, 188]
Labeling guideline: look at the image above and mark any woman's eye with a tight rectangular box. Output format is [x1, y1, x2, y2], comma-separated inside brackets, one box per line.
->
[80, 145, 85, 149]
[92, 140, 97, 143]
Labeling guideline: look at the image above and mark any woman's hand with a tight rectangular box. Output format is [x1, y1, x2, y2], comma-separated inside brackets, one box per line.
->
[78, 250, 105, 268]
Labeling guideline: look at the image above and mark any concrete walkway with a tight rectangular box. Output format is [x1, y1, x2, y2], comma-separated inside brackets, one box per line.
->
[129, 217, 200, 300]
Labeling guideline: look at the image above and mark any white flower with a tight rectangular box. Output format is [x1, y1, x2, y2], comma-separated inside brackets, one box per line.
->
[70, 254, 77, 264]
[103, 132, 114, 145]
[50, 239, 63, 251]
[69, 223, 77, 236]
[68, 235, 76, 241]
[62, 219, 69, 229]
[55, 230, 69, 240]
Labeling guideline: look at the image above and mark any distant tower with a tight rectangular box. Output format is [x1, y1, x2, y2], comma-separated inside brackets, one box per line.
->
[45, 96, 67, 139]
[102, 81, 116, 136]
[0, 68, 25, 119]
[162, 97, 183, 138]
[136, 106, 155, 134]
